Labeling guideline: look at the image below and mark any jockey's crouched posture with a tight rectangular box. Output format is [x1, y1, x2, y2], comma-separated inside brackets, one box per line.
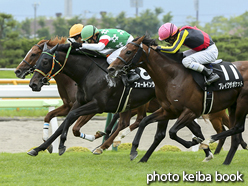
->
[71, 25, 140, 84]
[151, 23, 220, 86]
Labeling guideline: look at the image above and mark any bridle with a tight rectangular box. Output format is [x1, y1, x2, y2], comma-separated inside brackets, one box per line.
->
[22, 44, 43, 75]
[34, 45, 72, 85]
[117, 41, 150, 74]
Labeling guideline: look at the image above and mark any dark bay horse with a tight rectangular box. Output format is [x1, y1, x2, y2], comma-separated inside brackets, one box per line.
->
[27, 43, 164, 156]
[15, 37, 153, 152]
[108, 36, 248, 165]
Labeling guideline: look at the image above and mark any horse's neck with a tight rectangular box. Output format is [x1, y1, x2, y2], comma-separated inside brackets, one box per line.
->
[58, 52, 109, 84]
[144, 51, 186, 83]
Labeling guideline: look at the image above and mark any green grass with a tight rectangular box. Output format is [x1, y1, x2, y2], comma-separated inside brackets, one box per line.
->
[0, 70, 17, 78]
[0, 150, 247, 185]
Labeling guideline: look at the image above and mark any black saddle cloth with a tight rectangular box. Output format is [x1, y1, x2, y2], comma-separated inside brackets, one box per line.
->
[191, 61, 244, 91]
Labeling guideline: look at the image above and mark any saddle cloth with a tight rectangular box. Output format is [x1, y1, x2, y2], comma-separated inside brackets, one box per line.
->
[131, 67, 155, 89]
[191, 61, 244, 91]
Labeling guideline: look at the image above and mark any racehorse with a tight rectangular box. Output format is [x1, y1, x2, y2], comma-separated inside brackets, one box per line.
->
[17, 38, 246, 156]
[15, 37, 154, 152]
[27, 43, 210, 158]
[107, 36, 248, 165]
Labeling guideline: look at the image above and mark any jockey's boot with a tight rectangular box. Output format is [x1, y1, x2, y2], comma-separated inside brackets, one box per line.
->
[202, 67, 220, 85]
[127, 69, 140, 84]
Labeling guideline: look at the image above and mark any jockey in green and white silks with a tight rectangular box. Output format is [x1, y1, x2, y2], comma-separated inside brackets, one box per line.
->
[80, 25, 133, 64]
[71, 25, 140, 83]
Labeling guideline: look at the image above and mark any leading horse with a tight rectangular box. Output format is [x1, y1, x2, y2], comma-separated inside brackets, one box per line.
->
[108, 36, 248, 165]
[15, 37, 157, 152]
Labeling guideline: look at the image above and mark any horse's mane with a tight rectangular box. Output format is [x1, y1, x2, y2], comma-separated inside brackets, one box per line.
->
[133, 36, 158, 46]
[37, 36, 67, 46]
[133, 35, 183, 63]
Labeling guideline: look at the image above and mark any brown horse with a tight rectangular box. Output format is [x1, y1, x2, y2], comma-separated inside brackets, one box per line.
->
[108, 36, 248, 165]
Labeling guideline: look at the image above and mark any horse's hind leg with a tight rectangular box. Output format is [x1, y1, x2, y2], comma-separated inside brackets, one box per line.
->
[208, 111, 227, 154]
[92, 111, 131, 154]
[43, 103, 72, 141]
[223, 133, 241, 165]
[72, 114, 105, 142]
[139, 120, 168, 163]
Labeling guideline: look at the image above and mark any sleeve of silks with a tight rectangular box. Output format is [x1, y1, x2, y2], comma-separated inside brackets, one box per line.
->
[157, 30, 189, 54]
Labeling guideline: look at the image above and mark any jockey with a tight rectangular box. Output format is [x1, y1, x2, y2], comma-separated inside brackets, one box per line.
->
[71, 25, 140, 84]
[151, 23, 220, 86]
[69, 24, 84, 43]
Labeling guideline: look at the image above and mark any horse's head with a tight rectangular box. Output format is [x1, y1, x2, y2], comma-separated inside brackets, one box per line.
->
[15, 41, 48, 79]
[29, 43, 60, 91]
[15, 37, 67, 79]
[107, 36, 146, 78]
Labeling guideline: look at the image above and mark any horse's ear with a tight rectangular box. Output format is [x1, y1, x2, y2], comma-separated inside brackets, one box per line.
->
[43, 42, 48, 51]
[137, 35, 145, 44]
[50, 44, 59, 54]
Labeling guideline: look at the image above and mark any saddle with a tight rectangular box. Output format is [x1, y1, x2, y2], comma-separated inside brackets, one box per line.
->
[191, 60, 244, 92]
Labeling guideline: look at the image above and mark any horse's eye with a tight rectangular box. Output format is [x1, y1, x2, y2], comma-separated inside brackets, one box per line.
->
[31, 53, 36, 57]
[43, 60, 49, 66]
[126, 51, 132, 55]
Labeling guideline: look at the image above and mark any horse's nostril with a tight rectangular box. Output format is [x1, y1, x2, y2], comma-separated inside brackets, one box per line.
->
[108, 67, 115, 73]
[15, 70, 21, 75]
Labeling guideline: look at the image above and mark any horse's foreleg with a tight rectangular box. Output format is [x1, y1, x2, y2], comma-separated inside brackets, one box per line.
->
[169, 109, 199, 149]
[59, 100, 101, 155]
[130, 107, 166, 161]
[27, 121, 67, 156]
[115, 105, 146, 142]
[43, 104, 72, 141]
[104, 113, 120, 142]
[187, 120, 213, 162]
[139, 120, 169, 163]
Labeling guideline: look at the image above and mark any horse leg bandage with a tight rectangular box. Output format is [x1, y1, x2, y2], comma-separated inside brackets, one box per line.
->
[42, 123, 49, 141]
[80, 133, 95, 142]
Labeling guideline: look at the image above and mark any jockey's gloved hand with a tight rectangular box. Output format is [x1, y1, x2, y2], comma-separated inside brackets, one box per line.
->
[71, 42, 82, 49]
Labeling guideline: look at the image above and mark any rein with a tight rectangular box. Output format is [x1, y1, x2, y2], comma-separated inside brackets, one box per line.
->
[34, 45, 72, 85]
[77, 49, 108, 74]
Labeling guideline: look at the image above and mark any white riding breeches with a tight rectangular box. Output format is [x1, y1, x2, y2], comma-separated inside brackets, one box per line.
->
[182, 44, 218, 72]
[106, 35, 134, 64]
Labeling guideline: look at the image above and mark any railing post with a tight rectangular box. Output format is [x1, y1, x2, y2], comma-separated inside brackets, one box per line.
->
[48, 106, 59, 153]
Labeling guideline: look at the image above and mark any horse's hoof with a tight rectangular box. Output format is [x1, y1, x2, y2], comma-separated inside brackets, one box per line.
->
[113, 141, 121, 147]
[59, 146, 66, 156]
[96, 131, 106, 137]
[27, 149, 38, 156]
[202, 152, 214, 162]
[92, 147, 103, 155]
[209, 137, 216, 143]
[130, 151, 138, 161]
[47, 145, 53, 154]
[192, 137, 203, 143]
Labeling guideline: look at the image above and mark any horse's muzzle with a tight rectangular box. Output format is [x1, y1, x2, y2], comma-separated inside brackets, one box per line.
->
[107, 67, 118, 78]
[29, 81, 42, 92]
